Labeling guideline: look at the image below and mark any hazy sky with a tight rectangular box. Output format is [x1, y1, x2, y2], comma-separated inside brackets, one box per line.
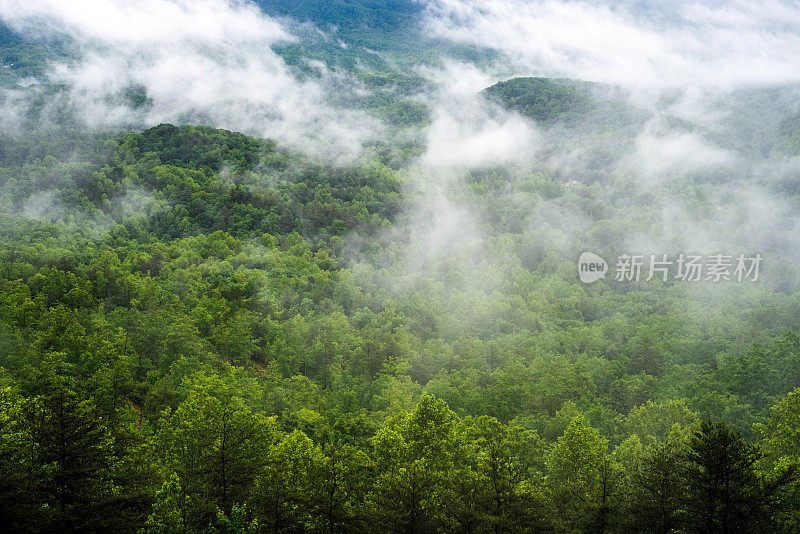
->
[0, 0, 381, 160]
[3, 0, 800, 158]
[2, 0, 799, 286]
[423, 0, 800, 88]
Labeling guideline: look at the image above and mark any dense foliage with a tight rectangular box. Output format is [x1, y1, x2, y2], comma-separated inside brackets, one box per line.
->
[257, 0, 422, 32]
[0, 121, 800, 532]
[481, 77, 649, 128]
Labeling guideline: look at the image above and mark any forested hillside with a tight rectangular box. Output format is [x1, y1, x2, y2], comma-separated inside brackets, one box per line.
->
[1, 123, 800, 532]
[482, 77, 647, 128]
[256, 0, 421, 31]
[3, 0, 800, 532]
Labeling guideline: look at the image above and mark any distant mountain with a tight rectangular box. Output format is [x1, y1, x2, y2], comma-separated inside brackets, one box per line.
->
[481, 77, 650, 129]
[255, 0, 422, 31]
[132, 123, 269, 172]
[0, 21, 75, 82]
[0, 21, 20, 47]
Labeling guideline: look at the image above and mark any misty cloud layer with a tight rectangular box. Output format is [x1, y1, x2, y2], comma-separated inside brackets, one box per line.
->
[2, 0, 800, 291]
[0, 0, 381, 160]
[423, 0, 800, 88]
[418, 62, 539, 169]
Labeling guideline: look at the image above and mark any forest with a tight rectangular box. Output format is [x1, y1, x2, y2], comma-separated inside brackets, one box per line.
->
[0, 122, 798, 533]
[3, 0, 800, 533]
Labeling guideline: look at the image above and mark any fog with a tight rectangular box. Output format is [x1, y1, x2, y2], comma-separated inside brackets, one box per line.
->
[418, 62, 540, 169]
[423, 0, 800, 88]
[0, 0, 382, 161]
[393, 0, 800, 295]
[2, 0, 800, 292]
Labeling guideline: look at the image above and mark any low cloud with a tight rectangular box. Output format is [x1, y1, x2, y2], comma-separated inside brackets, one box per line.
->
[0, 0, 381, 160]
[423, 0, 800, 89]
[21, 189, 61, 220]
[622, 122, 738, 180]
[418, 62, 540, 169]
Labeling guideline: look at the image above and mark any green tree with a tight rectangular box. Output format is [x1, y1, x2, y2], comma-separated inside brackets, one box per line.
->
[20, 374, 116, 532]
[0, 387, 33, 531]
[545, 414, 619, 533]
[623, 438, 688, 534]
[211, 504, 259, 534]
[251, 430, 321, 533]
[369, 395, 466, 533]
[462, 416, 546, 533]
[310, 443, 373, 534]
[755, 389, 800, 531]
[684, 420, 781, 534]
[141, 472, 187, 534]
[157, 373, 277, 529]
